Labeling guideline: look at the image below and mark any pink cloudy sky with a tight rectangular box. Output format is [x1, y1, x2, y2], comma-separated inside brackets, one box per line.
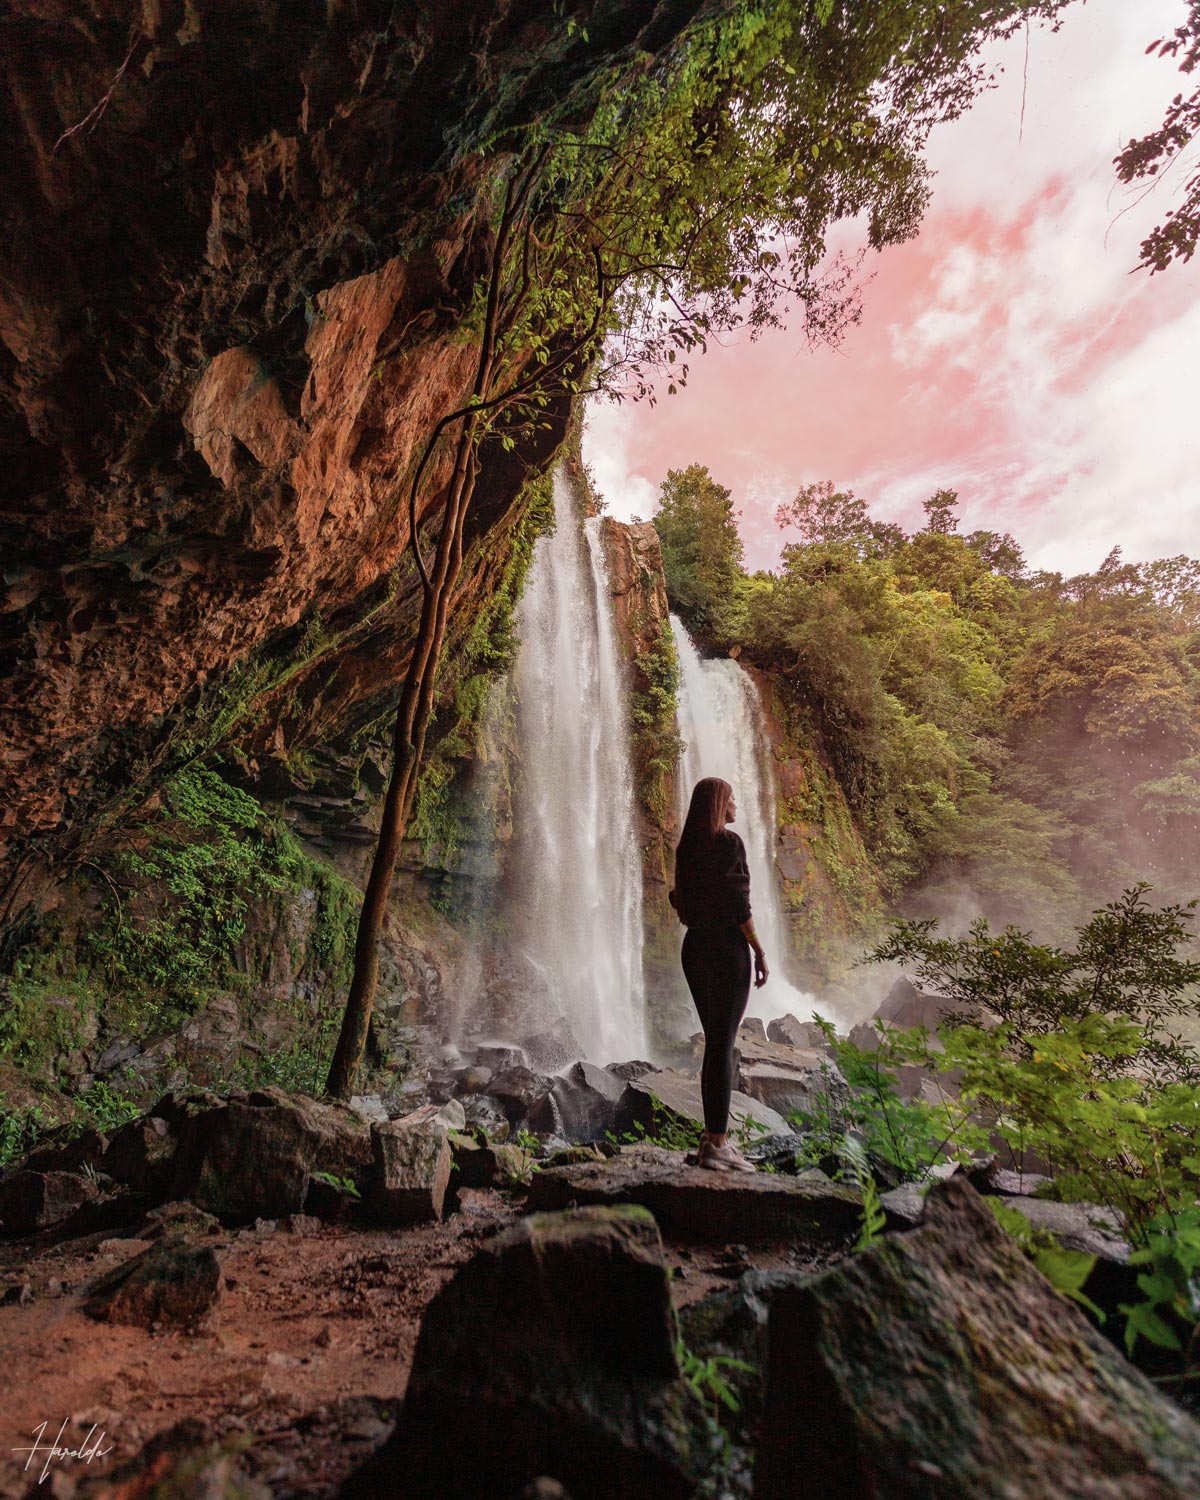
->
[584, 0, 1200, 576]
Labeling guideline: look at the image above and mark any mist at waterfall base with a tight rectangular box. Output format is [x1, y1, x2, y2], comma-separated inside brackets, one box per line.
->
[670, 614, 842, 1031]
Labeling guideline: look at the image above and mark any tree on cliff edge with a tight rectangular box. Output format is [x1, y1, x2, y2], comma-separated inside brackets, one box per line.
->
[324, 0, 1075, 1098]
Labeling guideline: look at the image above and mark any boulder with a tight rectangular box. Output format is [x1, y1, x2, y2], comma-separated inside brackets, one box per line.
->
[84, 1234, 224, 1329]
[487, 1066, 555, 1125]
[528, 1144, 861, 1245]
[0, 1169, 98, 1236]
[343, 1205, 700, 1500]
[738, 1018, 767, 1042]
[349, 1094, 389, 1124]
[1001, 1195, 1129, 1261]
[22, 1126, 109, 1174]
[448, 1132, 537, 1189]
[737, 1060, 835, 1118]
[462, 1095, 510, 1140]
[369, 1110, 451, 1224]
[527, 1061, 627, 1141]
[766, 1014, 830, 1050]
[452, 1065, 493, 1095]
[474, 1044, 529, 1073]
[605, 1059, 662, 1083]
[519, 1016, 584, 1071]
[169, 1087, 373, 1225]
[755, 1177, 1200, 1500]
[102, 1114, 178, 1195]
[623, 1068, 789, 1139]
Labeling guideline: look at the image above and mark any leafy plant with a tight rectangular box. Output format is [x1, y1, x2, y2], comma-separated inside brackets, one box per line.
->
[787, 1016, 986, 1183]
[985, 1197, 1104, 1319]
[1118, 1209, 1200, 1362]
[606, 1093, 703, 1153]
[841, 1136, 886, 1253]
[0, 1102, 51, 1169]
[310, 1170, 361, 1200]
[676, 1338, 753, 1425]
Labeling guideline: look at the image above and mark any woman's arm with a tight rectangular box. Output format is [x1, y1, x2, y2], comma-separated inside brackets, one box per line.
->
[726, 835, 769, 986]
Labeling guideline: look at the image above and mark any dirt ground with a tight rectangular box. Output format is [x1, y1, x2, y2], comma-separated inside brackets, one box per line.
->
[0, 1186, 816, 1499]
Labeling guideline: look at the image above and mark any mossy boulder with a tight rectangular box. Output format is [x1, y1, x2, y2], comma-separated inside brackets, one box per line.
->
[756, 1176, 1200, 1500]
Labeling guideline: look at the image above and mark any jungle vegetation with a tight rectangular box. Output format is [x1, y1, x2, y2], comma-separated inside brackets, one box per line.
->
[655, 466, 1200, 929]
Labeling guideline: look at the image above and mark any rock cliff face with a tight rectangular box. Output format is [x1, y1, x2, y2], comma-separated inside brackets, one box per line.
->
[0, 0, 721, 922]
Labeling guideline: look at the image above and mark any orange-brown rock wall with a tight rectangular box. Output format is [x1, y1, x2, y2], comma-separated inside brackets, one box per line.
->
[0, 0, 722, 916]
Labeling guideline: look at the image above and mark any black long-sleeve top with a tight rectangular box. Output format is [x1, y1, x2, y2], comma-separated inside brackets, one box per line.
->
[669, 829, 753, 929]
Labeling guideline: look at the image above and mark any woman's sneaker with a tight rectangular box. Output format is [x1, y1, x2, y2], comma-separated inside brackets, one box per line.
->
[698, 1138, 756, 1173]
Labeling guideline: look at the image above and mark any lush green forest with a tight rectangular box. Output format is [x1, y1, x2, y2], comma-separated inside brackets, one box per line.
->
[653, 463, 1200, 932]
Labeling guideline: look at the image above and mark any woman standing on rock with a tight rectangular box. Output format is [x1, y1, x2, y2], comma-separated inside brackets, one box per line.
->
[669, 776, 768, 1173]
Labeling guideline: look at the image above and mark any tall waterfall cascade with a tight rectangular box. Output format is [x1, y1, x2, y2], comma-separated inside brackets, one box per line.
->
[670, 613, 823, 1026]
[506, 469, 649, 1064]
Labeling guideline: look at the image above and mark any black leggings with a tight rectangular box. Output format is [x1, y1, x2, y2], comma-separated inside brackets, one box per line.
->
[681, 922, 752, 1135]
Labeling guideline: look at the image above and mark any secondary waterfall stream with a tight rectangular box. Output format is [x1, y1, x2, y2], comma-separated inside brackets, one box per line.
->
[505, 469, 649, 1064]
[670, 613, 821, 1025]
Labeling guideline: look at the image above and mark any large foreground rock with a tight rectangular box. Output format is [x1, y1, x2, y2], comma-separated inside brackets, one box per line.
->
[344, 1205, 701, 1500]
[169, 1086, 372, 1225]
[528, 1144, 861, 1245]
[755, 1177, 1200, 1499]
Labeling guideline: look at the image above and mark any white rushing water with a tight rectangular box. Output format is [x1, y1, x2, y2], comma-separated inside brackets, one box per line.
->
[507, 470, 648, 1064]
[670, 613, 823, 1026]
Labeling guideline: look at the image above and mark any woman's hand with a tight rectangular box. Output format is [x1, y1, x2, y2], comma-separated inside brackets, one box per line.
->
[753, 949, 769, 988]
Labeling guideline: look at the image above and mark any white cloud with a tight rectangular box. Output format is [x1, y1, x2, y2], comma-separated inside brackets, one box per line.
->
[583, 398, 658, 521]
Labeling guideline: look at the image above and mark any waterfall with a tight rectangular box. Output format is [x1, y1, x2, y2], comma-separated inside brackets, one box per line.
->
[505, 469, 648, 1065]
[670, 613, 822, 1026]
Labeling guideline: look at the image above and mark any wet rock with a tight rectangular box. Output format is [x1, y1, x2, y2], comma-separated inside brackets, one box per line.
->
[528, 1143, 861, 1245]
[604, 1059, 661, 1083]
[527, 1061, 626, 1141]
[475, 1044, 529, 1073]
[766, 1014, 830, 1050]
[47, 1414, 270, 1499]
[453, 1065, 493, 1095]
[678, 1268, 805, 1429]
[487, 1066, 555, 1125]
[369, 1110, 451, 1224]
[0, 1169, 98, 1236]
[344, 1205, 700, 1500]
[519, 1016, 584, 1071]
[102, 1114, 177, 1195]
[462, 1095, 510, 1140]
[755, 1177, 1200, 1500]
[169, 1087, 373, 1225]
[623, 1068, 789, 1138]
[84, 1235, 224, 1329]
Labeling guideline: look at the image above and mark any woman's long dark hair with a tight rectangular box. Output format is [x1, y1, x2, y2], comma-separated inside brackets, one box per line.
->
[672, 777, 733, 920]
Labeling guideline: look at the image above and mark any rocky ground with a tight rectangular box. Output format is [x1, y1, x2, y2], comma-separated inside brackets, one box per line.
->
[0, 1164, 828, 1499]
[1, 1002, 1198, 1499]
